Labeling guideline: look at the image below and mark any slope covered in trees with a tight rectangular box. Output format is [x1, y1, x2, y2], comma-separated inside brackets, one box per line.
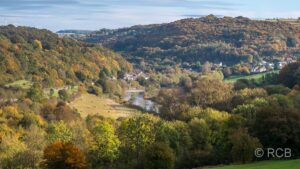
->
[82, 15, 300, 70]
[0, 25, 132, 87]
[1, 61, 300, 169]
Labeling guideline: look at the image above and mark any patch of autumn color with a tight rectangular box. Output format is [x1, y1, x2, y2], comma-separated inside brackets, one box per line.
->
[34, 39, 43, 49]
[43, 141, 87, 169]
[2, 106, 22, 120]
[0, 39, 10, 49]
[6, 56, 20, 73]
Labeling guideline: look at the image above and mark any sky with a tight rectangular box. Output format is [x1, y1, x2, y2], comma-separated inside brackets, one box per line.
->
[0, 0, 300, 31]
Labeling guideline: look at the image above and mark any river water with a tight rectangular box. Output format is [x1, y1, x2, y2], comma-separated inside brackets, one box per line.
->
[124, 90, 160, 113]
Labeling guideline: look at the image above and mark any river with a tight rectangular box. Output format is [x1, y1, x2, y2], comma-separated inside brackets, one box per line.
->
[124, 90, 160, 113]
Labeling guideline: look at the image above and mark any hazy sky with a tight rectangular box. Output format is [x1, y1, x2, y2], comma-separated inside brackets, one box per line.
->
[0, 0, 300, 31]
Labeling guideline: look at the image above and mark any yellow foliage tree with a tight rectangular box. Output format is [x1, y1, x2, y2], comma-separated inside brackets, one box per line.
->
[33, 39, 43, 49]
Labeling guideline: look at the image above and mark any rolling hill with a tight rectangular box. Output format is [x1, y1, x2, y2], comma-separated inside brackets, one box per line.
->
[82, 15, 300, 71]
[0, 25, 132, 87]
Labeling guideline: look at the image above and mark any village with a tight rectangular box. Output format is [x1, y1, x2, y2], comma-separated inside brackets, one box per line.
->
[250, 56, 297, 73]
[122, 56, 298, 82]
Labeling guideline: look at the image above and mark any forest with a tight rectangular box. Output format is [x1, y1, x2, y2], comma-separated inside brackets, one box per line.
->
[81, 15, 300, 74]
[0, 25, 132, 87]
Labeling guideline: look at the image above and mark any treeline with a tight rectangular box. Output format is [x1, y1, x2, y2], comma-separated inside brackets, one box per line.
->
[0, 25, 132, 87]
[82, 15, 300, 71]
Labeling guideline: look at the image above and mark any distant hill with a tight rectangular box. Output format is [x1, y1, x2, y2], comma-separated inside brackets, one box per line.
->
[57, 29, 94, 34]
[57, 30, 95, 35]
[82, 15, 300, 71]
[0, 25, 132, 87]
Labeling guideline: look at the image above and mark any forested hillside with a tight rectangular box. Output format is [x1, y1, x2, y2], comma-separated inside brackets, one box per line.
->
[0, 25, 132, 87]
[82, 15, 300, 71]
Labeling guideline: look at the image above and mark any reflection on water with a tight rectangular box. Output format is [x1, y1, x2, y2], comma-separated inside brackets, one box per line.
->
[124, 90, 160, 113]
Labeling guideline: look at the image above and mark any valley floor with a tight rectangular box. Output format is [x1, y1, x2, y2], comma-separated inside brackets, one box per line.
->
[69, 94, 139, 119]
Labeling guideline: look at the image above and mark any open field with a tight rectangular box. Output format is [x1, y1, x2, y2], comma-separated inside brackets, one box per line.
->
[69, 94, 139, 119]
[225, 71, 279, 83]
[209, 159, 300, 169]
[4, 80, 32, 89]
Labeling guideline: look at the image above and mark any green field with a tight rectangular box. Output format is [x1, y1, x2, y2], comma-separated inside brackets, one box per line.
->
[210, 159, 300, 169]
[225, 71, 279, 83]
[4, 80, 33, 89]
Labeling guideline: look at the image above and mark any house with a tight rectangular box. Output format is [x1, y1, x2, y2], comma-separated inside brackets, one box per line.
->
[276, 61, 288, 69]
[251, 65, 267, 73]
[124, 71, 149, 81]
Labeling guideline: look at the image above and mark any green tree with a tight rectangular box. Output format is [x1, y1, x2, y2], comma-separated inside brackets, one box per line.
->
[26, 83, 44, 102]
[144, 143, 176, 169]
[58, 89, 69, 101]
[189, 118, 212, 149]
[251, 101, 300, 156]
[118, 115, 158, 168]
[48, 121, 73, 143]
[155, 121, 192, 168]
[279, 62, 300, 88]
[90, 120, 120, 167]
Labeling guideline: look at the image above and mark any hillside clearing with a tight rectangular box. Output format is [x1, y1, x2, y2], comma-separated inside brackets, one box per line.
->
[69, 94, 139, 119]
[4, 80, 32, 89]
[208, 159, 300, 169]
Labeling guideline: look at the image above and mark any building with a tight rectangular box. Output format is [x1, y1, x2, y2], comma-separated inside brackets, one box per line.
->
[124, 71, 149, 81]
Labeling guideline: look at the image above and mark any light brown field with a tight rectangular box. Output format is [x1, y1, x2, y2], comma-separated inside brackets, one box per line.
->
[69, 94, 139, 119]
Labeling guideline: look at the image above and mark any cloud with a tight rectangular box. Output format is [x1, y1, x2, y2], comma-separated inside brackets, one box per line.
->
[0, 0, 79, 10]
[0, 0, 299, 31]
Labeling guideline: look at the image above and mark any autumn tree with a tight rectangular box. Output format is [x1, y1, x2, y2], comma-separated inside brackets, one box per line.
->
[0, 134, 27, 169]
[191, 77, 232, 108]
[231, 128, 261, 163]
[156, 88, 189, 120]
[43, 142, 87, 169]
[33, 39, 43, 49]
[12, 125, 47, 168]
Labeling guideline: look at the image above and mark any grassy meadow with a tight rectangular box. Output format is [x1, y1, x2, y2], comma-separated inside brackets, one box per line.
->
[225, 71, 279, 83]
[69, 94, 139, 119]
[210, 159, 300, 169]
[4, 80, 33, 89]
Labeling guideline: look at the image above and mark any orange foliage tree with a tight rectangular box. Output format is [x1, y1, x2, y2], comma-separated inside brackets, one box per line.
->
[42, 141, 87, 169]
